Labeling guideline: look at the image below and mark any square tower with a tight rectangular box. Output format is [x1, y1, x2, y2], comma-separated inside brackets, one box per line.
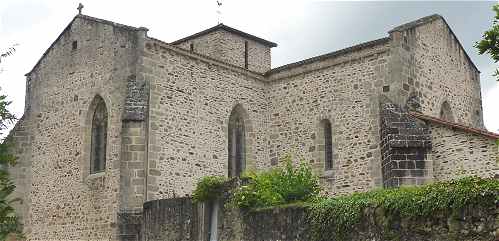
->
[172, 24, 277, 73]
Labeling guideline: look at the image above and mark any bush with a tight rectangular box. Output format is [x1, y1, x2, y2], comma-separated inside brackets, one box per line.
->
[232, 155, 320, 209]
[192, 176, 227, 203]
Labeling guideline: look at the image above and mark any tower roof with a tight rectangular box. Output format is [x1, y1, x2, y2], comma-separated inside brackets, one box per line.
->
[171, 23, 277, 48]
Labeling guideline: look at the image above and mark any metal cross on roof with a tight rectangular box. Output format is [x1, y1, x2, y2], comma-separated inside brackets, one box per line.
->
[77, 3, 84, 15]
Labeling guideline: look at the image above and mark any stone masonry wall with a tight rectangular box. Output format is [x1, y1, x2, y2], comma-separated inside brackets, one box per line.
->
[143, 39, 269, 201]
[143, 197, 198, 241]
[430, 123, 498, 181]
[15, 15, 142, 240]
[379, 98, 432, 187]
[174, 29, 271, 73]
[143, 197, 499, 241]
[388, 16, 483, 128]
[266, 40, 390, 195]
[175, 31, 222, 62]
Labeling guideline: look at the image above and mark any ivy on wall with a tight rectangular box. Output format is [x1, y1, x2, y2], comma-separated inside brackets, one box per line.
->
[193, 159, 499, 241]
[308, 176, 499, 241]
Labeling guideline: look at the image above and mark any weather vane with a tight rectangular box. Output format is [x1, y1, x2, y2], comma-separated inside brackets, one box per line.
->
[216, 0, 223, 24]
[77, 3, 84, 15]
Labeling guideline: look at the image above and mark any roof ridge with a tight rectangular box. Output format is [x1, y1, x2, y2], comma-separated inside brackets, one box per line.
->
[171, 23, 277, 47]
[267, 37, 390, 75]
[77, 14, 147, 31]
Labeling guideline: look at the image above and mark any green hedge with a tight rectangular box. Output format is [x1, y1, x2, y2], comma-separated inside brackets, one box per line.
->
[307, 176, 499, 241]
[192, 176, 227, 203]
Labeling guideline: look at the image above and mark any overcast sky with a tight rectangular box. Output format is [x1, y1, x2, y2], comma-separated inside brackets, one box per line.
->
[0, 0, 498, 133]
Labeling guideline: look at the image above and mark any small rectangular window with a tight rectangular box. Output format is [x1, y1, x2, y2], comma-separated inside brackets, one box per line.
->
[72, 41, 78, 50]
[383, 85, 390, 92]
[244, 41, 248, 69]
[190, 43, 194, 52]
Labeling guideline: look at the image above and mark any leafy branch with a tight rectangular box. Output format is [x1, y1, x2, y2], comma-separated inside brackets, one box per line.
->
[476, 4, 499, 80]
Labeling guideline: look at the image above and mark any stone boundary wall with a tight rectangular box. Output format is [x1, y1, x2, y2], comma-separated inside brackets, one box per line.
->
[143, 197, 198, 241]
[142, 197, 499, 241]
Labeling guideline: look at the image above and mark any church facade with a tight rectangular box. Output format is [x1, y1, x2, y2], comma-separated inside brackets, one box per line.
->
[8, 13, 498, 240]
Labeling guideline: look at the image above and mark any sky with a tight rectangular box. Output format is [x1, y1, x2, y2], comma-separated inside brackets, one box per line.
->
[0, 0, 498, 133]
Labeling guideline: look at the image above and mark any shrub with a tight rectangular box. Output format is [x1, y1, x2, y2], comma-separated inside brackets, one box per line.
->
[192, 176, 227, 203]
[232, 155, 320, 209]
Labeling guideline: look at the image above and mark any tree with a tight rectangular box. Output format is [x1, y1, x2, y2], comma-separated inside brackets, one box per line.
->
[0, 45, 22, 240]
[476, 4, 499, 81]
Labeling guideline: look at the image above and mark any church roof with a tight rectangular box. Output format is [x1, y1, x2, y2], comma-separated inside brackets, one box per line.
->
[171, 23, 277, 47]
[268, 37, 390, 75]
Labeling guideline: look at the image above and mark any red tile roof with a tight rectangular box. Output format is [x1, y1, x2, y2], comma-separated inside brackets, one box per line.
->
[409, 112, 499, 139]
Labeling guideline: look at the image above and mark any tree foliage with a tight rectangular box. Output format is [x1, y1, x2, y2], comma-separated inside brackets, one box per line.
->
[476, 4, 499, 80]
[0, 46, 21, 240]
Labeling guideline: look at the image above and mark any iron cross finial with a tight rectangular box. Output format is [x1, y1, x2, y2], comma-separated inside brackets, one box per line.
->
[77, 3, 84, 15]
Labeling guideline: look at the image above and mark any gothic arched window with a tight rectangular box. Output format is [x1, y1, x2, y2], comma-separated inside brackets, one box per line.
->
[439, 101, 454, 122]
[228, 106, 246, 177]
[320, 119, 333, 171]
[90, 96, 108, 174]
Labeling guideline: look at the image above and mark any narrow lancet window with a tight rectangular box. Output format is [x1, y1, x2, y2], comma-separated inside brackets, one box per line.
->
[228, 106, 246, 177]
[322, 120, 333, 171]
[90, 96, 108, 174]
[244, 41, 248, 69]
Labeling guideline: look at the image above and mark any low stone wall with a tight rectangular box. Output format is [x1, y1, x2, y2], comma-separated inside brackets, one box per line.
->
[142, 197, 499, 241]
[143, 197, 199, 241]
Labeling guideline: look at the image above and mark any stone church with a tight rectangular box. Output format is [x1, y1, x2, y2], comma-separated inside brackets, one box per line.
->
[7, 11, 499, 240]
